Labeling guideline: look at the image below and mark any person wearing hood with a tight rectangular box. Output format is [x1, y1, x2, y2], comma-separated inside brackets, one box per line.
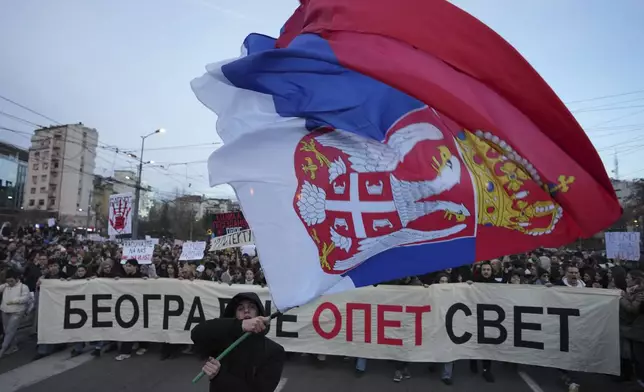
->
[191, 292, 285, 392]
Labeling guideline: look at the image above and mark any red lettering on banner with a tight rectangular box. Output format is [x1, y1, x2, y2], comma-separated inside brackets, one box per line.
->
[312, 302, 342, 340]
[346, 302, 372, 343]
[377, 304, 403, 346]
[405, 305, 431, 346]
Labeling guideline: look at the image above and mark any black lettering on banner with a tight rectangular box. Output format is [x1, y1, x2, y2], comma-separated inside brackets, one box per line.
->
[64, 295, 88, 329]
[476, 304, 507, 345]
[276, 314, 298, 338]
[547, 307, 580, 352]
[115, 294, 140, 329]
[514, 306, 544, 350]
[218, 298, 231, 318]
[163, 295, 185, 330]
[445, 303, 472, 344]
[184, 297, 206, 331]
[92, 294, 113, 328]
[143, 294, 162, 328]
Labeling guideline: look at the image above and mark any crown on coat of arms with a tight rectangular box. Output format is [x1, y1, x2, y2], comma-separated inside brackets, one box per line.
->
[455, 130, 574, 236]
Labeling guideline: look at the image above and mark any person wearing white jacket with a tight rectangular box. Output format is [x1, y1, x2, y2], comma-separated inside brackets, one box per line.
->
[0, 270, 31, 358]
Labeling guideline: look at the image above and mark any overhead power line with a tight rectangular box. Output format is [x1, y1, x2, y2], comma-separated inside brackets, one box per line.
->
[0, 94, 62, 125]
[0, 110, 44, 127]
[565, 89, 644, 105]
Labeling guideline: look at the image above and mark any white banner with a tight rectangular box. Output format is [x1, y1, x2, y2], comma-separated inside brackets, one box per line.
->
[209, 229, 254, 251]
[120, 240, 155, 264]
[179, 241, 207, 261]
[108, 193, 134, 236]
[38, 279, 619, 375]
[606, 232, 641, 261]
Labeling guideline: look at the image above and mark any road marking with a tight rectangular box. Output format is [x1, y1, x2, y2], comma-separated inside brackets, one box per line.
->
[0, 350, 94, 392]
[275, 377, 288, 392]
[518, 370, 545, 392]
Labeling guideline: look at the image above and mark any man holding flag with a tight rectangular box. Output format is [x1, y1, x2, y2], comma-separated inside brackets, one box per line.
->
[191, 292, 285, 391]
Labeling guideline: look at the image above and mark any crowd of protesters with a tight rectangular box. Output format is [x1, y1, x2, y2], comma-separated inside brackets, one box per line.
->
[0, 223, 643, 392]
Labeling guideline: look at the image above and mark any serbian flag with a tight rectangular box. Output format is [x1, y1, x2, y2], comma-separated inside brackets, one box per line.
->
[192, 0, 620, 311]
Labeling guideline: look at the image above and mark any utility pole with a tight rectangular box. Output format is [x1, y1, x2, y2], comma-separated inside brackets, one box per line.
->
[85, 190, 92, 235]
[131, 128, 165, 239]
[614, 150, 619, 180]
[132, 138, 145, 239]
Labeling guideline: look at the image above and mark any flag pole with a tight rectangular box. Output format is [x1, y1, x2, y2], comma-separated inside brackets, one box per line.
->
[192, 311, 282, 384]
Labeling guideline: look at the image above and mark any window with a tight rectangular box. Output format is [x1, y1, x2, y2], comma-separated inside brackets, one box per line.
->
[32, 176, 37, 184]
[38, 199, 44, 206]
[43, 163, 49, 170]
[43, 151, 49, 160]
[33, 163, 39, 170]
[53, 161, 59, 169]
[54, 134, 62, 139]
[51, 184, 57, 192]
[34, 152, 40, 158]
[29, 199, 35, 206]
[30, 188, 36, 194]
[40, 187, 46, 193]
[41, 175, 47, 182]
[51, 171, 58, 178]
[49, 198, 56, 206]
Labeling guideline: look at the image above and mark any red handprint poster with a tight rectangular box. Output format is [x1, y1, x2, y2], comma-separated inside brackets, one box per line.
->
[108, 192, 133, 236]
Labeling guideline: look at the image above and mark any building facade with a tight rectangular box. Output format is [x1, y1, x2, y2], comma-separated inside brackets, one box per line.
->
[197, 198, 240, 220]
[611, 178, 637, 207]
[22, 124, 98, 227]
[112, 169, 152, 218]
[0, 141, 28, 209]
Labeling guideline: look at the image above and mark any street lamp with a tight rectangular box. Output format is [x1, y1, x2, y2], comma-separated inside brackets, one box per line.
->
[132, 128, 165, 239]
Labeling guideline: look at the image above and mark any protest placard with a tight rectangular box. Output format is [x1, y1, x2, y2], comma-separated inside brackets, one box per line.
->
[209, 229, 254, 251]
[145, 235, 160, 245]
[211, 211, 249, 236]
[120, 240, 156, 264]
[108, 193, 134, 236]
[179, 241, 207, 261]
[605, 232, 641, 261]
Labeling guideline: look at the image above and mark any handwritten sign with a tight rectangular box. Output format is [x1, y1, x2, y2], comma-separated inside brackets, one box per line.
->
[211, 211, 248, 236]
[121, 240, 156, 264]
[210, 230, 254, 251]
[605, 232, 641, 261]
[179, 241, 207, 261]
[108, 193, 134, 236]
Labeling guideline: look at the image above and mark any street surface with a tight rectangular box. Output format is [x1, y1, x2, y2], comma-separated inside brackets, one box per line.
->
[0, 332, 640, 392]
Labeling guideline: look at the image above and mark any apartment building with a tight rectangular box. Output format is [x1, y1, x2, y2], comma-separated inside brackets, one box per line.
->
[0, 141, 28, 209]
[22, 124, 98, 226]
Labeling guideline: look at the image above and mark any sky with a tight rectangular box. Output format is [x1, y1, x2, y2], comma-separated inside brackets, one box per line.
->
[1, 0, 643, 201]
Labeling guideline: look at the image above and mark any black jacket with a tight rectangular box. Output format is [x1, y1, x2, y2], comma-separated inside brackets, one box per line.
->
[191, 292, 285, 392]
